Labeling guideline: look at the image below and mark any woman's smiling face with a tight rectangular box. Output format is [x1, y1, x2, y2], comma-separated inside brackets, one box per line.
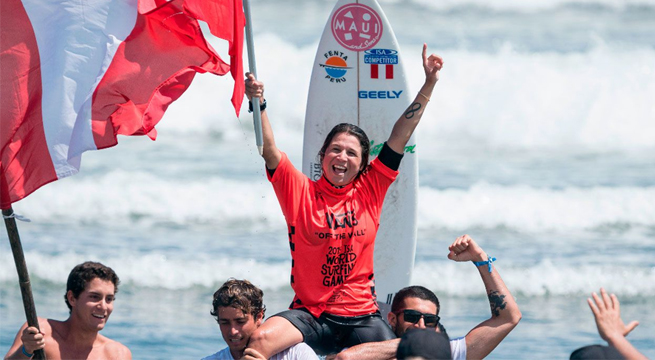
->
[321, 132, 364, 187]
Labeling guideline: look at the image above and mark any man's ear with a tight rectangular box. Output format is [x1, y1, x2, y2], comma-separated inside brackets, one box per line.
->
[387, 311, 397, 331]
[66, 290, 76, 307]
[255, 311, 264, 327]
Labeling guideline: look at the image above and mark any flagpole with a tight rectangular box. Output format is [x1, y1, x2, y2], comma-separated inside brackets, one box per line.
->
[3, 207, 47, 360]
[243, 0, 263, 156]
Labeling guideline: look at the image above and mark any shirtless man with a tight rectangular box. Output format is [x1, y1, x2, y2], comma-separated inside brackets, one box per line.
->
[334, 235, 522, 360]
[4, 261, 131, 360]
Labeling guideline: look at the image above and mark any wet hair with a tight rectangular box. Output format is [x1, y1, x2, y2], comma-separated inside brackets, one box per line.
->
[210, 278, 266, 320]
[64, 261, 119, 312]
[392, 286, 449, 338]
[318, 123, 370, 176]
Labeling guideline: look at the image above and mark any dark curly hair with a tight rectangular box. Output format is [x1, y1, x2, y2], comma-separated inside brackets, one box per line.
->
[211, 279, 266, 320]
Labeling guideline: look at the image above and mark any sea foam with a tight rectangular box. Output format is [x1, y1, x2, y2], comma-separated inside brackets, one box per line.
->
[2, 251, 653, 297]
[12, 170, 655, 233]
[159, 36, 655, 153]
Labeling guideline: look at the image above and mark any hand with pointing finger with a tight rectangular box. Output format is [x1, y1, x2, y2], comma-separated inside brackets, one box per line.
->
[422, 43, 444, 85]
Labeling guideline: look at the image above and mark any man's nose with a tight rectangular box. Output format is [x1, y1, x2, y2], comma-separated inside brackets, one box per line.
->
[416, 317, 426, 329]
[97, 299, 108, 310]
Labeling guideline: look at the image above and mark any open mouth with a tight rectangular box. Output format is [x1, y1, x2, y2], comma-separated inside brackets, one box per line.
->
[92, 314, 106, 319]
[333, 164, 347, 174]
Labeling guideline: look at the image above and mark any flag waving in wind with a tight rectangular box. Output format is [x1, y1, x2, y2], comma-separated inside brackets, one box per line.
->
[0, 0, 245, 209]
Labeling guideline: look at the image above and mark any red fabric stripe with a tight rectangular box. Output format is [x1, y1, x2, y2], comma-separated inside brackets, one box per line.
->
[91, 0, 231, 149]
[371, 64, 378, 79]
[386, 64, 393, 79]
[0, 0, 57, 209]
[184, 0, 245, 116]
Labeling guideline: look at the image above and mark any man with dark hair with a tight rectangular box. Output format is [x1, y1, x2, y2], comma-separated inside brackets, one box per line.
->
[389, 286, 450, 338]
[203, 279, 318, 360]
[4, 261, 131, 360]
[334, 235, 522, 360]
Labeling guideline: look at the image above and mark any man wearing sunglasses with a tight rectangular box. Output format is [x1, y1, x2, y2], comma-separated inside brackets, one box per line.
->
[332, 235, 522, 360]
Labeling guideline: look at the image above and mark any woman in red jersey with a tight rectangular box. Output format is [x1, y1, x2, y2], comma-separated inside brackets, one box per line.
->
[243, 44, 443, 357]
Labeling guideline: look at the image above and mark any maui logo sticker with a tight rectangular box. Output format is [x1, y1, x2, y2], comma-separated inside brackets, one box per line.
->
[365, 49, 398, 79]
[331, 3, 382, 51]
[320, 51, 351, 83]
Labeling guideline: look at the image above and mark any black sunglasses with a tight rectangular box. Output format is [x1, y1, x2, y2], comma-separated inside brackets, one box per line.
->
[398, 309, 440, 327]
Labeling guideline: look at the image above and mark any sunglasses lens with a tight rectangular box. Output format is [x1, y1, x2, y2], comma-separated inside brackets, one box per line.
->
[402, 310, 439, 327]
[403, 310, 422, 323]
[424, 315, 438, 327]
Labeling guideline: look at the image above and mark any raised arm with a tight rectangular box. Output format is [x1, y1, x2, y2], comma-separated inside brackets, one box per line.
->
[588, 288, 647, 360]
[386, 44, 443, 154]
[245, 73, 282, 170]
[447, 235, 522, 360]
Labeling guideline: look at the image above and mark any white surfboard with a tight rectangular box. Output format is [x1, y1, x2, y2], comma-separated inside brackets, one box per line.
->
[302, 0, 418, 311]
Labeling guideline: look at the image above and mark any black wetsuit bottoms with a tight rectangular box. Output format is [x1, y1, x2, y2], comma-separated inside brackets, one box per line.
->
[274, 308, 396, 355]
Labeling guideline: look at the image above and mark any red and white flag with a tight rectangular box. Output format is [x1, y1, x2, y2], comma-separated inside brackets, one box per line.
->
[0, 0, 245, 209]
[370, 64, 393, 79]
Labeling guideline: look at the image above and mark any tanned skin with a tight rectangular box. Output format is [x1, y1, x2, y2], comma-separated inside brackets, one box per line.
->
[333, 235, 522, 360]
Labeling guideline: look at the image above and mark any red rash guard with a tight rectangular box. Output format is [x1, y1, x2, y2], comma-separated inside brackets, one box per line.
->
[268, 152, 398, 318]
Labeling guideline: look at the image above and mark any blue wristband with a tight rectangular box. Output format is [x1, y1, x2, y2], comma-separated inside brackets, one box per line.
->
[21, 345, 34, 357]
[473, 256, 497, 273]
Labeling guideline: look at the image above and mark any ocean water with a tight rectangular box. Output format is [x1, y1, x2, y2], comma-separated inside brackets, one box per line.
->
[2, 0, 655, 359]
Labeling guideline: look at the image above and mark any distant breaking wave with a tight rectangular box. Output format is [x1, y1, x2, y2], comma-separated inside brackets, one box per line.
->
[412, 260, 655, 297]
[417, 182, 655, 232]
[161, 37, 655, 153]
[13, 171, 655, 233]
[2, 252, 653, 297]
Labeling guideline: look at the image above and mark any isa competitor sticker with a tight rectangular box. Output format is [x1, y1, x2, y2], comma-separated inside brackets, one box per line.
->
[365, 49, 398, 79]
[331, 3, 382, 51]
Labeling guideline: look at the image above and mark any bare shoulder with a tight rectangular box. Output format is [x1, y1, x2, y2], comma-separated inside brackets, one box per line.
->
[14, 317, 54, 340]
[19, 317, 54, 334]
[37, 317, 53, 331]
[44, 318, 65, 335]
[98, 336, 132, 360]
